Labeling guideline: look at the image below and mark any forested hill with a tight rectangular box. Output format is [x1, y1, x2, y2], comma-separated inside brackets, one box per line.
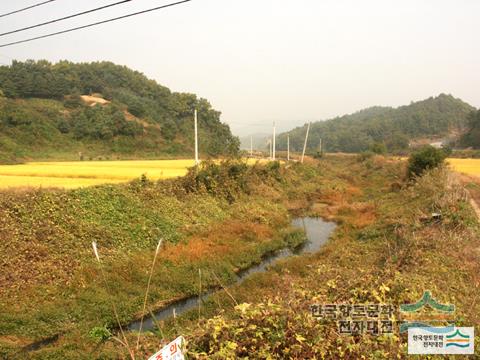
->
[278, 94, 475, 153]
[459, 109, 480, 149]
[0, 60, 239, 163]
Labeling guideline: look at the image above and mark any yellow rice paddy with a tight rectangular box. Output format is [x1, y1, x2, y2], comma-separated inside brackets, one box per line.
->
[4, 157, 475, 190]
[0, 159, 267, 189]
[0, 160, 196, 189]
[447, 158, 480, 178]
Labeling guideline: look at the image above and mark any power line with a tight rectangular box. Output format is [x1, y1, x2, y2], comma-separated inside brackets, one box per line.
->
[0, 0, 57, 19]
[0, 0, 133, 38]
[0, 0, 192, 49]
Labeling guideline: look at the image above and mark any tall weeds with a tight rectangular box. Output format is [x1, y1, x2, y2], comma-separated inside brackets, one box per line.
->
[136, 239, 163, 350]
[92, 241, 135, 359]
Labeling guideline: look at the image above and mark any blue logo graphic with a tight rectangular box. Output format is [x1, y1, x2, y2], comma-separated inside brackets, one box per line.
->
[446, 329, 470, 348]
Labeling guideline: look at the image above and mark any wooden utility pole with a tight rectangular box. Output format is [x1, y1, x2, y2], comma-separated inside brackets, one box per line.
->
[287, 135, 290, 161]
[301, 122, 311, 163]
[272, 122, 276, 161]
[194, 109, 199, 165]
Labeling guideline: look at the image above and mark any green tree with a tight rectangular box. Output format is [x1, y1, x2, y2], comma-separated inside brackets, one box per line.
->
[161, 120, 177, 141]
[386, 132, 409, 153]
[369, 142, 387, 154]
[64, 94, 83, 109]
[56, 118, 71, 134]
[460, 110, 480, 149]
[407, 145, 447, 178]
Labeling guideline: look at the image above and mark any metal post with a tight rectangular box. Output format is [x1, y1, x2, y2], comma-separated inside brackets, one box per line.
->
[287, 135, 290, 161]
[250, 135, 253, 157]
[301, 122, 311, 164]
[194, 109, 199, 165]
[272, 122, 276, 161]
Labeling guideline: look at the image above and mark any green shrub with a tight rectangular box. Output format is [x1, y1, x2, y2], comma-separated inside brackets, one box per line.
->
[63, 94, 83, 109]
[313, 151, 324, 159]
[181, 160, 284, 202]
[369, 142, 387, 154]
[357, 151, 375, 162]
[407, 145, 447, 178]
[182, 160, 250, 202]
[88, 325, 112, 343]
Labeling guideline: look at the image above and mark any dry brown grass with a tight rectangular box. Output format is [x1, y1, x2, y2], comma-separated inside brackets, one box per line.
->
[181, 164, 480, 359]
[163, 221, 274, 263]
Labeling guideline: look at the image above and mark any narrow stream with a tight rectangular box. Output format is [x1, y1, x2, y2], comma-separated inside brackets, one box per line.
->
[128, 217, 336, 332]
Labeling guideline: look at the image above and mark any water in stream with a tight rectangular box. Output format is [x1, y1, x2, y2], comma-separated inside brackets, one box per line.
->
[128, 217, 336, 332]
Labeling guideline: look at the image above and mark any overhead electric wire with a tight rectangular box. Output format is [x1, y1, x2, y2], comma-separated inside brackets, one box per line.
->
[0, 0, 133, 38]
[0, 0, 57, 19]
[0, 0, 192, 48]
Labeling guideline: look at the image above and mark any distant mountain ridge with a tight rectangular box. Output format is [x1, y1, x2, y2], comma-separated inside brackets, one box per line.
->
[239, 133, 271, 151]
[278, 94, 476, 153]
[0, 60, 239, 163]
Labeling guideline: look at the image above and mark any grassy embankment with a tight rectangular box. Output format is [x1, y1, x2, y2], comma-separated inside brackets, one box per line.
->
[0, 159, 307, 359]
[134, 157, 479, 359]
[1, 156, 479, 359]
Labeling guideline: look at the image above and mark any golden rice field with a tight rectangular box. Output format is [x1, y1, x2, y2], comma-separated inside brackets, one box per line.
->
[447, 158, 480, 178]
[0, 159, 196, 189]
[0, 159, 268, 189]
[2, 157, 477, 190]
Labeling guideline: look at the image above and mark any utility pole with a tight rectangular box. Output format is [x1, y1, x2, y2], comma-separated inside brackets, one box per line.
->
[287, 135, 290, 161]
[250, 135, 253, 157]
[268, 139, 272, 160]
[194, 109, 199, 166]
[301, 122, 311, 164]
[272, 122, 276, 161]
[319, 138, 322, 154]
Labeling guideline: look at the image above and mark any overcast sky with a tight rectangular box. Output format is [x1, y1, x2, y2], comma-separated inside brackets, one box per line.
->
[0, 0, 478, 136]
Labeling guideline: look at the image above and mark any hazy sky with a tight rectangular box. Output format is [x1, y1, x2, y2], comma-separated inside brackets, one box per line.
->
[0, 0, 479, 136]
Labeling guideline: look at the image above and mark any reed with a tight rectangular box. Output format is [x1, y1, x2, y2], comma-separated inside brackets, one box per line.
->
[211, 270, 239, 306]
[136, 239, 163, 350]
[92, 241, 135, 360]
[198, 268, 202, 322]
[148, 308, 165, 341]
